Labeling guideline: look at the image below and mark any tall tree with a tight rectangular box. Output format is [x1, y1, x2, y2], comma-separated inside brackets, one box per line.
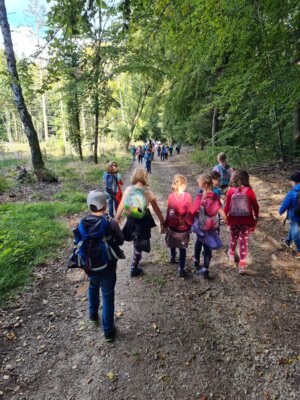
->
[0, 0, 47, 180]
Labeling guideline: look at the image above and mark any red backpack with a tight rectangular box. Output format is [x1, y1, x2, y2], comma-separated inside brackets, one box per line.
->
[229, 187, 250, 217]
[167, 193, 191, 230]
[198, 193, 220, 231]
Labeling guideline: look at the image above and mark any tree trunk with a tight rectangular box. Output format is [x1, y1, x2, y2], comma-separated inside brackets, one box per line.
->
[94, 100, 99, 164]
[4, 109, 13, 143]
[59, 82, 67, 146]
[294, 102, 300, 150]
[130, 84, 151, 144]
[74, 93, 83, 161]
[39, 69, 49, 141]
[0, 0, 46, 179]
[211, 107, 218, 147]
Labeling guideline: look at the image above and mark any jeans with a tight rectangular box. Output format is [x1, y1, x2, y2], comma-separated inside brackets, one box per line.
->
[170, 247, 186, 270]
[88, 268, 116, 334]
[108, 194, 117, 217]
[194, 238, 212, 269]
[287, 221, 300, 252]
[146, 160, 151, 173]
[131, 244, 142, 268]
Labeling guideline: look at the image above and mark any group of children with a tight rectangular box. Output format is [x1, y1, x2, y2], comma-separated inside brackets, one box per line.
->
[72, 151, 300, 342]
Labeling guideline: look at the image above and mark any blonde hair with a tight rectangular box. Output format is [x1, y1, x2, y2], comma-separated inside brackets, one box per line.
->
[172, 174, 187, 193]
[217, 152, 227, 163]
[198, 173, 213, 191]
[131, 166, 148, 186]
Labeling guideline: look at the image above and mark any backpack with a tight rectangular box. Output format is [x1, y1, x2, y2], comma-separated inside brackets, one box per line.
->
[106, 173, 117, 195]
[68, 216, 118, 274]
[145, 151, 151, 161]
[295, 190, 300, 218]
[229, 187, 250, 217]
[167, 193, 190, 230]
[123, 187, 147, 219]
[198, 193, 220, 231]
[216, 165, 231, 186]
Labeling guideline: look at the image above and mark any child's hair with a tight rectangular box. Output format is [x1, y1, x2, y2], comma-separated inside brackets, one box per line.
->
[107, 161, 118, 174]
[198, 173, 213, 191]
[217, 152, 227, 163]
[230, 170, 250, 188]
[171, 174, 187, 193]
[131, 166, 148, 186]
[210, 170, 221, 181]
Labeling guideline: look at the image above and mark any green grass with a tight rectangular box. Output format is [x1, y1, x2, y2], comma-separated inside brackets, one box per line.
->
[0, 176, 9, 193]
[0, 199, 86, 303]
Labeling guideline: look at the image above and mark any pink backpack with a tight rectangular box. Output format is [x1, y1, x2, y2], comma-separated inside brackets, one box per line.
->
[229, 187, 250, 217]
[168, 193, 190, 230]
[198, 193, 220, 231]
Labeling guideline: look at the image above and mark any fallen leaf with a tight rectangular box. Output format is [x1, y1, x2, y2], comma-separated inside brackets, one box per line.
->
[6, 332, 17, 341]
[115, 311, 123, 318]
[278, 357, 293, 365]
[107, 371, 117, 382]
[161, 375, 170, 384]
[199, 396, 208, 400]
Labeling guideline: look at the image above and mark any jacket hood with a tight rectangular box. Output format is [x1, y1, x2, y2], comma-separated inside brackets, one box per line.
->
[293, 183, 300, 191]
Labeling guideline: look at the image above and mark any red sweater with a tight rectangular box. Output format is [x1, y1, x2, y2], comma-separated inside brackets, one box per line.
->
[224, 186, 259, 226]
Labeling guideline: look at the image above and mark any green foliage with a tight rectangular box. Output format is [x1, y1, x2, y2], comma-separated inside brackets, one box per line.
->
[0, 175, 8, 193]
[0, 199, 86, 302]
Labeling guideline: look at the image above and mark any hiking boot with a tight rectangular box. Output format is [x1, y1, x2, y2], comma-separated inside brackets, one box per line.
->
[227, 249, 235, 262]
[238, 260, 246, 275]
[104, 326, 116, 343]
[198, 267, 209, 279]
[281, 239, 290, 248]
[178, 268, 187, 278]
[130, 267, 143, 277]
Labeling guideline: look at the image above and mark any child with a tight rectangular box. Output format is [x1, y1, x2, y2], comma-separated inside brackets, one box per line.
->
[165, 175, 193, 278]
[213, 152, 234, 192]
[192, 174, 226, 278]
[116, 166, 165, 277]
[137, 146, 144, 164]
[144, 148, 152, 173]
[210, 170, 222, 197]
[279, 172, 300, 258]
[224, 170, 259, 274]
[130, 145, 136, 161]
[161, 145, 166, 161]
[169, 145, 173, 157]
[77, 190, 124, 342]
[103, 161, 122, 217]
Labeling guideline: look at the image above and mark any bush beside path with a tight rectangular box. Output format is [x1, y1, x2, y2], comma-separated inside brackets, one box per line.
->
[0, 151, 299, 400]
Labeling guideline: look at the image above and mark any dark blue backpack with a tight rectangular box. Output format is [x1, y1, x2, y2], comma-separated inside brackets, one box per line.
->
[105, 173, 117, 195]
[68, 216, 117, 274]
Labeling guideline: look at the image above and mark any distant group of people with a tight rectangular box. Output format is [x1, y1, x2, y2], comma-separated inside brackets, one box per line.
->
[70, 149, 300, 342]
[130, 142, 182, 174]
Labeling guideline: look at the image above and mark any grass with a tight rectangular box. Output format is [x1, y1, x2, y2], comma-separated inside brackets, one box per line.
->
[0, 151, 131, 303]
[0, 199, 87, 303]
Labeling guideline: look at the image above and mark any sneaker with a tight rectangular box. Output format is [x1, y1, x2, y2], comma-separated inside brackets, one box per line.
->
[238, 260, 246, 275]
[197, 267, 209, 279]
[178, 268, 187, 278]
[295, 252, 300, 259]
[130, 267, 143, 277]
[104, 326, 116, 343]
[281, 239, 290, 248]
[227, 249, 235, 262]
[169, 258, 177, 264]
[194, 260, 200, 270]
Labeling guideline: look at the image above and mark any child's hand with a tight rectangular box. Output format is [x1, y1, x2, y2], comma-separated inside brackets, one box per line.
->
[160, 225, 167, 234]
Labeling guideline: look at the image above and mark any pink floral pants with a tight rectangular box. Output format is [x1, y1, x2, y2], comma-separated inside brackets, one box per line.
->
[229, 225, 250, 262]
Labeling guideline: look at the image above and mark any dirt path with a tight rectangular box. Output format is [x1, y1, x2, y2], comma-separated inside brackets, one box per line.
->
[1, 152, 299, 400]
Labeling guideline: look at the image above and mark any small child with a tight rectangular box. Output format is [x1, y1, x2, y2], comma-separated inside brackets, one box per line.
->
[192, 174, 226, 278]
[130, 145, 136, 161]
[224, 170, 259, 274]
[78, 190, 124, 342]
[144, 148, 152, 173]
[116, 167, 165, 277]
[210, 170, 222, 197]
[103, 161, 121, 217]
[165, 175, 193, 278]
[213, 152, 234, 192]
[279, 172, 300, 258]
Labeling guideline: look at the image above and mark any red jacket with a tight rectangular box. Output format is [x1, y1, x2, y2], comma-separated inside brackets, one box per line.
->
[224, 186, 259, 226]
[192, 191, 222, 216]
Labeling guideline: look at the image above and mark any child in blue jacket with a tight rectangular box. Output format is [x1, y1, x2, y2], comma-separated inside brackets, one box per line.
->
[279, 172, 300, 258]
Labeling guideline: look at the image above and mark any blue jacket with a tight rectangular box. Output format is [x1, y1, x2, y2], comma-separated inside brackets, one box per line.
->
[279, 184, 300, 222]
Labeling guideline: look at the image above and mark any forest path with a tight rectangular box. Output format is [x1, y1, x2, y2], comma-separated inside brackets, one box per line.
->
[0, 151, 299, 400]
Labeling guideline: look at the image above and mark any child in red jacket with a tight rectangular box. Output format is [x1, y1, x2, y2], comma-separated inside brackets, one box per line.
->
[224, 170, 259, 274]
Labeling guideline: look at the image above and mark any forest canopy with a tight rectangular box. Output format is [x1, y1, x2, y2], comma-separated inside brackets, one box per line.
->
[0, 0, 299, 164]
